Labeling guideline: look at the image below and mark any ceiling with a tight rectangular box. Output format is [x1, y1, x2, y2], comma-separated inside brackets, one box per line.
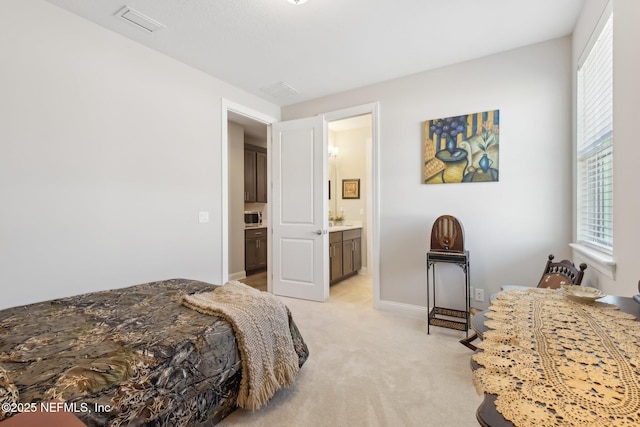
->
[46, 0, 585, 107]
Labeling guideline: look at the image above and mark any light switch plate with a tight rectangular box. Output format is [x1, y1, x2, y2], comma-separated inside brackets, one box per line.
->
[198, 211, 209, 223]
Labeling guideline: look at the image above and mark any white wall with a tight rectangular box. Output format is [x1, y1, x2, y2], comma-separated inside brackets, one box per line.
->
[571, 0, 640, 296]
[7, 1, 633, 313]
[284, 37, 574, 311]
[0, 0, 279, 309]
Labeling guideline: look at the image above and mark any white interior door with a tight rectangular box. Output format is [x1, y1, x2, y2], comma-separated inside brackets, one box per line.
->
[271, 116, 328, 301]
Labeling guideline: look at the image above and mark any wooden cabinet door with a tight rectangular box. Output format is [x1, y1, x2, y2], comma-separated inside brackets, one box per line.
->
[353, 238, 361, 272]
[330, 242, 342, 282]
[342, 239, 354, 276]
[245, 237, 257, 271]
[329, 232, 343, 282]
[256, 151, 267, 203]
[244, 150, 256, 202]
[244, 146, 267, 203]
[329, 229, 362, 283]
[245, 237, 267, 272]
[245, 228, 267, 273]
[256, 236, 267, 268]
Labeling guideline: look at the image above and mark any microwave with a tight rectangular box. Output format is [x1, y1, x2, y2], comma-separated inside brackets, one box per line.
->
[244, 211, 262, 225]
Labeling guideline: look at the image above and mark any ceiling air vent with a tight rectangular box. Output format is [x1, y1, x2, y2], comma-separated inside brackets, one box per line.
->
[260, 82, 299, 99]
[115, 6, 165, 33]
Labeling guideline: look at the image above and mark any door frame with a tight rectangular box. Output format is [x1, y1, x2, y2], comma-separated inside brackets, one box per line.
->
[323, 102, 380, 309]
[221, 100, 380, 309]
[221, 99, 278, 288]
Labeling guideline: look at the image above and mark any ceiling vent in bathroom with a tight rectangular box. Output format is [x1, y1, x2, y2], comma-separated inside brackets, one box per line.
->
[115, 6, 165, 33]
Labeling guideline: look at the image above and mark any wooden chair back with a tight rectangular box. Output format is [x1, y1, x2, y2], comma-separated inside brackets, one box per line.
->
[537, 254, 587, 289]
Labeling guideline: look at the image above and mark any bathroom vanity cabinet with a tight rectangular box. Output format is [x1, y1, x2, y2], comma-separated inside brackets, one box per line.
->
[329, 227, 361, 284]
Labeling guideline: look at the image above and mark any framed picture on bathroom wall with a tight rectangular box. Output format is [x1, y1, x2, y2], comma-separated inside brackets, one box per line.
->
[423, 109, 499, 184]
[342, 179, 360, 199]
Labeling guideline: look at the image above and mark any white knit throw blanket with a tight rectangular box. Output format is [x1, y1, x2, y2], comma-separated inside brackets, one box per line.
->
[181, 281, 299, 411]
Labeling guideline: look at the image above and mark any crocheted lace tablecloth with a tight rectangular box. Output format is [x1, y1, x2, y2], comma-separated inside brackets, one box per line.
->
[473, 288, 640, 426]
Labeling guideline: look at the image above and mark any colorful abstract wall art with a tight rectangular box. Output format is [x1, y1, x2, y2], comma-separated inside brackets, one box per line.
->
[423, 109, 499, 184]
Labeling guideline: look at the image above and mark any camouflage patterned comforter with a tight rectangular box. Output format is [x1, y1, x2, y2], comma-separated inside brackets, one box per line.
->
[0, 279, 309, 426]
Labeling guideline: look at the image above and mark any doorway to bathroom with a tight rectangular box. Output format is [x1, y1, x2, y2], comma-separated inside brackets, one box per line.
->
[327, 114, 373, 297]
[221, 101, 380, 307]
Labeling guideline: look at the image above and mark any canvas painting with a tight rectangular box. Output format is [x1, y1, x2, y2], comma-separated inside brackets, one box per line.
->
[423, 109, 499, 184]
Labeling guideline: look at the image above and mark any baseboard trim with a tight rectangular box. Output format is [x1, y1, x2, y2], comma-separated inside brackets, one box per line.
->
[229, 271, 246, 281]
[377, 299, 426, 320]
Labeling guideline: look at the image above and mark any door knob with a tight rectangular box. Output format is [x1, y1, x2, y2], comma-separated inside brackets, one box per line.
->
[314, 229, 323, 235]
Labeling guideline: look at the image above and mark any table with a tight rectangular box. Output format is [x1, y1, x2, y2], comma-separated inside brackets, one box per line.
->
[426, 250, 470, 336]
[473, 293, 640, 427]
[433, 149, 468, 183]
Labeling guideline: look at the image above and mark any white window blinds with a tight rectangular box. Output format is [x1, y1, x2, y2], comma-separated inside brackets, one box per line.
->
[577, 13, 613, 253]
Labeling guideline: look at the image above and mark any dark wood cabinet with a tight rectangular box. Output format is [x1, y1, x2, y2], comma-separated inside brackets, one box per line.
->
[342, 238, 354, 276]
[330, 232, 343, 283]
[255, 150, 267, 203]
[330, 228, 361, 284]
[245, 227, 267, 273]
[244, 144, 267, 203]
[342, 228, 362, 274]
[353, 238, 362, 272]
[244, 149, 256, 202]
[342, 228, 361, 277]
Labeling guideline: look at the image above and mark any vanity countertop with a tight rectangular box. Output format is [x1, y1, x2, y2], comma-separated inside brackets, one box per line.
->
[328, 222, 362, 233]
[245, 224, 360, 232]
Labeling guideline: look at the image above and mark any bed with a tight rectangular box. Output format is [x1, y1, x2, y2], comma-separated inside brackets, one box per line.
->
[0, 279, 309, 426]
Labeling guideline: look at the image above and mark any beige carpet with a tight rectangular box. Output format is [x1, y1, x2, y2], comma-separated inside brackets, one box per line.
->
[218, 273, 483, 427]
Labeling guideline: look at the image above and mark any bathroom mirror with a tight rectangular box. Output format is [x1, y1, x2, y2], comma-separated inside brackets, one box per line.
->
[329, 153, 338, 219]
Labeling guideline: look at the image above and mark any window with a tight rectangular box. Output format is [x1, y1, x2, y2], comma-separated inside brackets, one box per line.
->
[577, 13, 613, 254]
